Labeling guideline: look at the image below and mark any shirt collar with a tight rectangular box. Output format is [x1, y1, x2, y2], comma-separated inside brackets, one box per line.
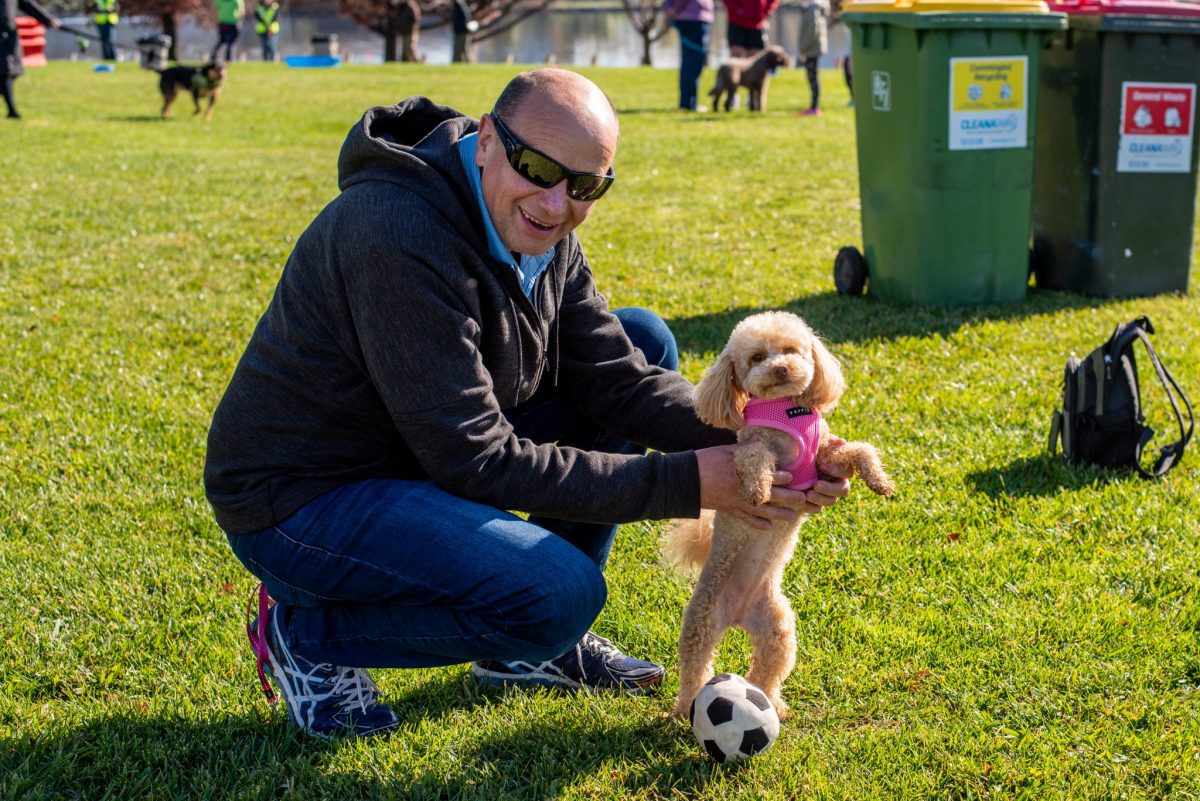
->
[457, 133, 557, 300]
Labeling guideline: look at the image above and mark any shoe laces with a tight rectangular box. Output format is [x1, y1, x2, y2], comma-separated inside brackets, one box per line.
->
[245, 584, 277, 705]
[574, 631, 622, 681]
[326, 666, 384, 716]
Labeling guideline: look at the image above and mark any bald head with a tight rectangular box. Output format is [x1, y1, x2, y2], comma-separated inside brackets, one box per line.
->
[493, 68, 619, 163]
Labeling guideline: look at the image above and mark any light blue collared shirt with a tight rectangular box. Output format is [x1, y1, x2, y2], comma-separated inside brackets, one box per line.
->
[457, 132, 556, 301]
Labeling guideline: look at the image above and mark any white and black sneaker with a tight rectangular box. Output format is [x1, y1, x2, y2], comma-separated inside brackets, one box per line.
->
[246, 585, 400, 739]
[470, 631, 664, 694]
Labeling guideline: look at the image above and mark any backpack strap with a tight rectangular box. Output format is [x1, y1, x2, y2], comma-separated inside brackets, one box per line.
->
[1126, 322, 1194, 478]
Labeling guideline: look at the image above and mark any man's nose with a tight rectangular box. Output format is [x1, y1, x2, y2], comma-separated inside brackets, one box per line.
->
[537, 179, 570, 215]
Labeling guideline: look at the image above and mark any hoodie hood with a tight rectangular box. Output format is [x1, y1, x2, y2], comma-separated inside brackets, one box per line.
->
[337, 97, 479, 200]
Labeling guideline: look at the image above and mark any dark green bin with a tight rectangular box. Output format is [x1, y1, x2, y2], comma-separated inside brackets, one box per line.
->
[839, 3, 1065, 306]
[1032, 3, 1200, 297]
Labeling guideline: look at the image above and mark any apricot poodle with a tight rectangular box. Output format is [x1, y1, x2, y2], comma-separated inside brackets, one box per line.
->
[663, 311, 895, 719]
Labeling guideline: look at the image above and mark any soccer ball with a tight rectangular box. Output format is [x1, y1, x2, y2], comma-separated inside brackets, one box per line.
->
[689, 673, 780, 762]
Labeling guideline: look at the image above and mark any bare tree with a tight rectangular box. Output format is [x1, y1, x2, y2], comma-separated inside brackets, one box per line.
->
[118, 0, 215, 60]
[618, 0, 669, 66]
[332, 0, 555, 62]
[336, 0, 424, 62]
[459, 0, 554, 45]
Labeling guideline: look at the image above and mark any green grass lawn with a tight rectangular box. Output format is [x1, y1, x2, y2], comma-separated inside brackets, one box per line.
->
[3, 61, 1200, 800]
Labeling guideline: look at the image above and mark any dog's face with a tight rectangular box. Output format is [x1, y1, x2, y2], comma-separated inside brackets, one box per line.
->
[765, 46, 792, 71]
[204, 62, 228, 86]
[694, 311, 845, 431]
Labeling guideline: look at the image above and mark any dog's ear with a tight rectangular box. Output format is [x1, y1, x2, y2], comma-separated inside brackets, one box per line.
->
[695, 348, 748, 431]
[805, 337, 845, 413]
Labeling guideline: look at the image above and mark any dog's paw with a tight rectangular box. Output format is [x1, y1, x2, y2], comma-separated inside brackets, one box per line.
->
[667, 699, 692, 719]
[740, 477, 772, 506]
[867, 473, 896, 497]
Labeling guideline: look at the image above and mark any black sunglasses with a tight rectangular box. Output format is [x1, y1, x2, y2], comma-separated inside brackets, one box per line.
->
[489, 113, 615, 202]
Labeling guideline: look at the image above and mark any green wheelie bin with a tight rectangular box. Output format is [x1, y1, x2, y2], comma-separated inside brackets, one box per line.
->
[836, 0, 1066, 306]
[1031, 0, 1200, 297]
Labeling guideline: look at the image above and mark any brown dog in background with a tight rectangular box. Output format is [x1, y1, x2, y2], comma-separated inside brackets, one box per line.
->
[156, 61, 227, 121]
[708, 45, 792, 112]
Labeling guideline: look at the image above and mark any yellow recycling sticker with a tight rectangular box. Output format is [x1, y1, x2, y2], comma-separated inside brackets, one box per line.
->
[948, 56, 1028, 151]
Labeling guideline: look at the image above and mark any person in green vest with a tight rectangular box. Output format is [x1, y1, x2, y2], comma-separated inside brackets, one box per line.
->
[86, 0, 118, 60]
[211, 0, 245, 62]
[254, 0, 279, 62]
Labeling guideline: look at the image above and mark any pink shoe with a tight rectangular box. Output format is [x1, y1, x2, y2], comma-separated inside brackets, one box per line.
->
[799, 107, 822, 117]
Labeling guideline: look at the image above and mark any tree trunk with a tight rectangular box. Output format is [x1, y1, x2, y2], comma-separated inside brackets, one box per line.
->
[641, 31, 652, 66]
[161, 12, 178, 62]
[383, 16, 397, 62]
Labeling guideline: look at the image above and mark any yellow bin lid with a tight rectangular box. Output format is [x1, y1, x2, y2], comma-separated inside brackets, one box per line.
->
[845, 0, 1051, 12]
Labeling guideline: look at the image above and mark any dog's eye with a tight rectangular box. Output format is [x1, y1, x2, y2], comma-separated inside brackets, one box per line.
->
[749, 353, 765, 365]
[782, 346, 798, 355]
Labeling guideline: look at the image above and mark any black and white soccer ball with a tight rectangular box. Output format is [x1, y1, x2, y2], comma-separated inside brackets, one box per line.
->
[689, 673, 780, 763]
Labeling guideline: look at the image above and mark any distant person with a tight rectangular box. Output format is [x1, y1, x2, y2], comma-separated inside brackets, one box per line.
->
[797, 0, 829, 117]
[86, 0, 118, 60]
[829, 0, 852, 104]
[253, 0, 279, 62]
[1, 0, 60, 119]
[721, 0, 779, 58]
[212, 0, 245, 62]
[664, 0, 713, 112]
[451, 0, 475, 63]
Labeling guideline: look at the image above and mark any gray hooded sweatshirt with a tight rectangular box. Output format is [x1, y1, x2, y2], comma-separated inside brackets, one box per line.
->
[204, 97, 733, 535]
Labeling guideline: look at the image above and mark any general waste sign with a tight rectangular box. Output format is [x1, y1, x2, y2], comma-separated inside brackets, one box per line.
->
[1117, 82, 1196, 173]
[948, 56, 1028, 151]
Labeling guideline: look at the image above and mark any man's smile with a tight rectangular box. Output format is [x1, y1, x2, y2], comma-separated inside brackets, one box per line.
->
[520, 207, 556, 232]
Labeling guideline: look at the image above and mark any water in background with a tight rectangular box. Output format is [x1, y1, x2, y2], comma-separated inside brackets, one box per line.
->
[45, 7, 849, 69]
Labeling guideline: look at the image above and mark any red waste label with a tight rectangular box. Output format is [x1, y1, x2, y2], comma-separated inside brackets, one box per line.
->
[1117, 82, 1195, 174]
[1122, 84, 1194, 136]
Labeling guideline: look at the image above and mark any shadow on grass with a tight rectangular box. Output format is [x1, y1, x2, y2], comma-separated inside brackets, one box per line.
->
[667, 287, 1123, 353]
[966, 452, 1128, 498]
[109, 115, 168, 123]
[1, 672, 730, 800]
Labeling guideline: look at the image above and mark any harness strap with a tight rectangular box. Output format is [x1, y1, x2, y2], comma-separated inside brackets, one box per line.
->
[1129, 327, 1194, 478]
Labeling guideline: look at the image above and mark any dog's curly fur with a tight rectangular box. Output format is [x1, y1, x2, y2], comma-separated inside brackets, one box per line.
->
[708, 45, 793, 112]
[662, 311, 895, 719]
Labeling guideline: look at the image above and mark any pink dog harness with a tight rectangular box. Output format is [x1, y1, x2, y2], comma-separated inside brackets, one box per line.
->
[742, 398, 821, 490]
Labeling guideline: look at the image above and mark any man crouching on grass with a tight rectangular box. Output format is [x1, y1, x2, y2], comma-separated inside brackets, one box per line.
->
[204, 67, 852, 739]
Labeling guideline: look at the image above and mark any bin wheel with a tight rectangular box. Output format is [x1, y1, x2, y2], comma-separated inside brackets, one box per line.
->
[1028, 236, 1051, 285]
[834, 246, 868, 295]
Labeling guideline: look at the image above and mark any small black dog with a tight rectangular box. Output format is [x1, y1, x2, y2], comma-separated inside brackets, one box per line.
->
[155, 61, 227, 121]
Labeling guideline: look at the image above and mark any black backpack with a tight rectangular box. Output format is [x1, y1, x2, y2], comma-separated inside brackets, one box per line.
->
[1049, 316, 1194, 478]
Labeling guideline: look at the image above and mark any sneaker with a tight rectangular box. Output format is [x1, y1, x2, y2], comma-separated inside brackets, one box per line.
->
[246, 585, 400, 739]
[470, 631, 664, 694]
[799, 107, 823, 117]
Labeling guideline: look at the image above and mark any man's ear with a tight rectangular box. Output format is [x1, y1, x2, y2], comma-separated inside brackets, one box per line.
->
[475, 114, 495, 169]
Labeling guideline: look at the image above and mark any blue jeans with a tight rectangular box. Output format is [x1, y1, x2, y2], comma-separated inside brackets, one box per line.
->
[259, 33, 276, 62]
[98, 24, 115, 61]
[674, 20, 710, 111]
[227, 307, 679, 669]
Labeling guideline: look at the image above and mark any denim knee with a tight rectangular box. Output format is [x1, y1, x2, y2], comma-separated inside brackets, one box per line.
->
[506, 557, 608, 661]
[613, 307, 679, 372]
